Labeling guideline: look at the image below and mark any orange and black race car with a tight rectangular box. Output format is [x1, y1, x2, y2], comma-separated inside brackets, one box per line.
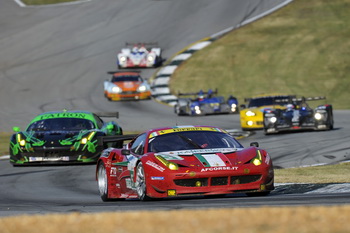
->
[103, 71, 151, 101]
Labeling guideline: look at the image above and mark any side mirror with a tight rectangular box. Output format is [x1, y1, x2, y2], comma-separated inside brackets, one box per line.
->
[121, 149, 131, 155]
[240, 104, 246, 110]
[250, 142, 259, 147]
[13, 126, 21, 132]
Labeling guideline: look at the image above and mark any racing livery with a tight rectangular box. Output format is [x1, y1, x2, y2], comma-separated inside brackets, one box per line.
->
[174, 89, 238, 116]
[104, 71, 151, 101]
[117, 43, 163, 69]
[96, 125, 274, 201]
[240, 94, 296, 130]
[263, 96, 334, 134]
[10, 110, 123, 166]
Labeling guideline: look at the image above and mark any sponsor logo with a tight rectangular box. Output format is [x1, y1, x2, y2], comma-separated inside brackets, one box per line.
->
[201, 167, 238, 172]
[151, 176, 165, 180]
[146, 160, 165, 172]
[39, 112, 88, 120]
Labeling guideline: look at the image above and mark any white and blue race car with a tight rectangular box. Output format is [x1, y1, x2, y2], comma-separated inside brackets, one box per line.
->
[117, 43, 163, 69]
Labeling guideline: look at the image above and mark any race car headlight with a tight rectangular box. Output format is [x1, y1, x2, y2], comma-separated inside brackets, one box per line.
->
[247, 121, 254, 126]
[246, 110, 256, 117]
[147, 55, 155, 62]
[155, 155, 179, 170]
[111, 86, 122, 93]
[137, 84, 147, 92]
[231, 104, 237, 111]
[314, 112, 323, 120]
[194, 106, 201, 114]
[168, 162, 179, 170]
[119, 56, 127, 63]
[251, 150, 263, 166]
[17, 134, 26, 146]
[269, 117, 277, 123]
[81, 132, 95, 144]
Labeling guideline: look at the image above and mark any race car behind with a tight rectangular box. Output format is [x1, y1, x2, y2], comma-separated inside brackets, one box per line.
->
[9, 110, 123, 166]
[103, 71, 151, 101]
[263, 96, 334, 135]
[240, 94, 296, 131]
[174, 89, 238, 116]
[117, 43, 163, 69]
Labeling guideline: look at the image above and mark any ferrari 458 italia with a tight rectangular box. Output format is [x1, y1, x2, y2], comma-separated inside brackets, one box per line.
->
[96, 125, 274, 201]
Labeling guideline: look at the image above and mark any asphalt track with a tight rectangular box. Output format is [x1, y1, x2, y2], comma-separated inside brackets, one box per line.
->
[1, 0, 350, 217]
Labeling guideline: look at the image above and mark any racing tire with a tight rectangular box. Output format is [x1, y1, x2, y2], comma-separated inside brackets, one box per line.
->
[135, 162, 152, 201]
[97, 162, 114, 202]
[264, 129, 270, 136]
[327, 112, 334, 130]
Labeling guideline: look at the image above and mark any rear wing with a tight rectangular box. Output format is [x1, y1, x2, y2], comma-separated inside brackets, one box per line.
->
[275, 96, 326, 104]
[107, 71, 141, 75]
[125, 42, 159, 47]
[244, 95, 296, 103]
[95, 112, 119, 119]
[178, 88, 218, 97]
[98, 134, 138, 146]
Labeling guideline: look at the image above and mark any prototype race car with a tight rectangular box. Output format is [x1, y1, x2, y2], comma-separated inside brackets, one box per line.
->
[103, 71, 151, 101]
[96, 125, 274, 201]
[9, 110, 123, 166]
[117, 43, 163, 69]
[174, 89, 238, 116]
[263, 96, 334, 135]
[240, 94, 296, 131]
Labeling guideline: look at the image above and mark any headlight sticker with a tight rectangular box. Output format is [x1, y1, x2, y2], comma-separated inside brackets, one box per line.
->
[146, 160, 165, 172]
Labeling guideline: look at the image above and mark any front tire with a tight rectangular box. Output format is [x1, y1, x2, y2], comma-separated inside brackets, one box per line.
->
[135, 162, 151, 201]
[97, 162, 111, 202]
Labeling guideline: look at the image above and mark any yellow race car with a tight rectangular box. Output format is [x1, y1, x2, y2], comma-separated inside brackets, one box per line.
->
[240, 94, 295, 130]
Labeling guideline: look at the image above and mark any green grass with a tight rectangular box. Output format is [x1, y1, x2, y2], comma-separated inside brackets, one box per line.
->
[22, 0, 79, 5]
[170, 0, 350, 109]
[274, 162, 350, 183]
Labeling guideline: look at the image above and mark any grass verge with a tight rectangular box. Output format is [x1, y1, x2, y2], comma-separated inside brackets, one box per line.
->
[1, 206, 350, 233]
[170, 0, 350, 109]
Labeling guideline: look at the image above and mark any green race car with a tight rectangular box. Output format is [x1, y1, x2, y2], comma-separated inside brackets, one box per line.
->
[9, 110, 123, 166]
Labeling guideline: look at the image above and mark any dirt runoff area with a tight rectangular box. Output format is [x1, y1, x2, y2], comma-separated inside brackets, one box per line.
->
[1, 206, 349, 233]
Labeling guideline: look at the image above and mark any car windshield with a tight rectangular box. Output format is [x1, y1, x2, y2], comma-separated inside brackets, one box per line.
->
[148, 131, 243, 152]
[27, 118, 95, 131]
[112, 76, 141, 82]
[248, 96, 291, 108]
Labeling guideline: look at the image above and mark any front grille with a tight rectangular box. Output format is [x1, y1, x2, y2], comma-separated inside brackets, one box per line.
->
[231, 175, 261, 184]
[211, 177, 228, 186]
[121, 91, 138, 94]
[174, 175, 261, 187]
[174, 178, 208, 187]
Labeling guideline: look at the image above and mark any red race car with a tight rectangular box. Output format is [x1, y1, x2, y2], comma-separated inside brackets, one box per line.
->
[96, 125, 274, 201]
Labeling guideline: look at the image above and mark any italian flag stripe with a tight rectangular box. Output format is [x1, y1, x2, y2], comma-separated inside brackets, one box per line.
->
[194, 154, 211, 167]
